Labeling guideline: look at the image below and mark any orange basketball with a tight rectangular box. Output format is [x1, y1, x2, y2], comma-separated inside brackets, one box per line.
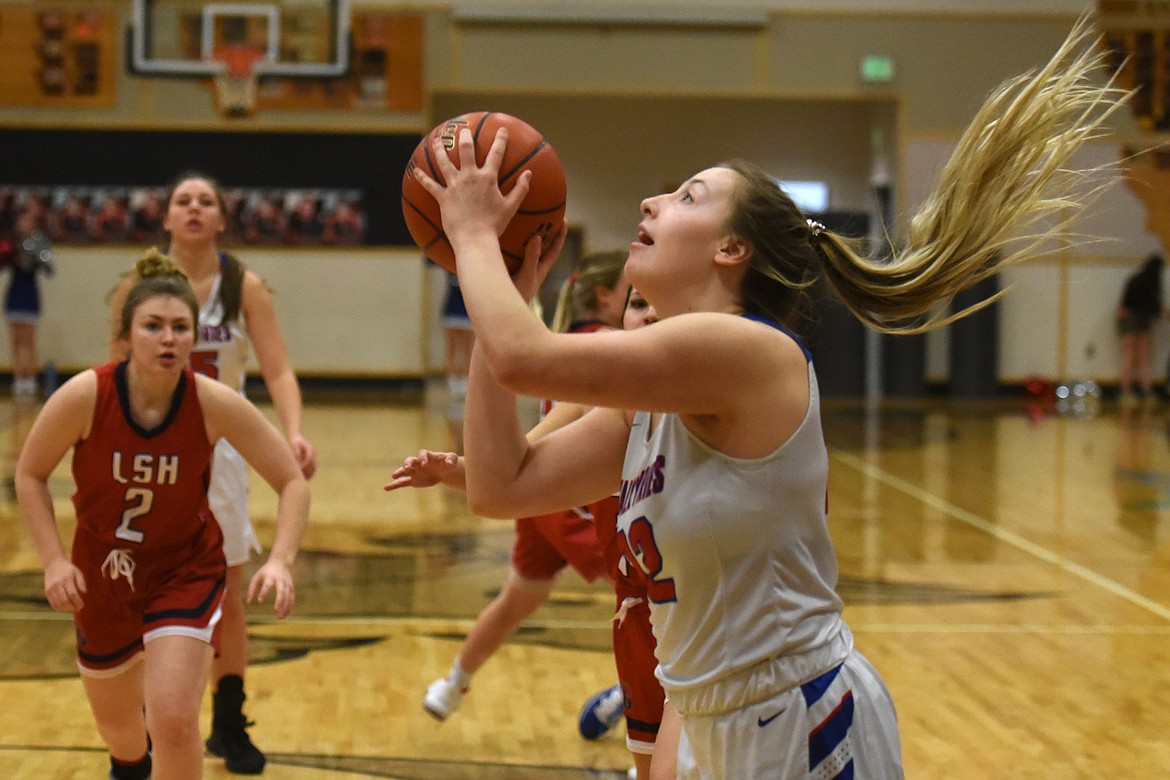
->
[401, 111, 567, 274]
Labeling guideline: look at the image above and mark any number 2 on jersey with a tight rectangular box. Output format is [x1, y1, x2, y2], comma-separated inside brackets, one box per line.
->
[618, 516, 677, 603]
[114, 487, 154, 543]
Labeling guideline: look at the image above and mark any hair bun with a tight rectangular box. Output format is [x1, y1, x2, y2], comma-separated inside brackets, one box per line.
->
[135, 247, 186, 281]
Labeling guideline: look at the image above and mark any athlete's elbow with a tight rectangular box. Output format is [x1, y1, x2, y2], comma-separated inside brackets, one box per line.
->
[465, 489, 515, 520]
[485, 342, 545, 395]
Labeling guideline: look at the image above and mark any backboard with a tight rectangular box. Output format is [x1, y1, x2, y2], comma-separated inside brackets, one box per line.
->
[128, 0, 350, 79]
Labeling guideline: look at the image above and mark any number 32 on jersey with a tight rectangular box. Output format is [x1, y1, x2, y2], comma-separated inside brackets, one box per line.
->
[616, 516, 677, 603]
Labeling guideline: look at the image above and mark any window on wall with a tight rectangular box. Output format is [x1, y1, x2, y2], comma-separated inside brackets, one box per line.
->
[777, 180, 829, 214]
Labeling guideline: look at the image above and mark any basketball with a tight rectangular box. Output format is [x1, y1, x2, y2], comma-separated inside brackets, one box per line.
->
[401, 111, 567, 274]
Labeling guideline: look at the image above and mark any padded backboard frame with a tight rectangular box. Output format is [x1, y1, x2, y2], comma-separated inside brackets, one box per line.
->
[128, 0, 350, 78]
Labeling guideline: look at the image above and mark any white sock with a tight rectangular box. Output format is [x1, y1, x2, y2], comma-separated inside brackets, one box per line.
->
[450, 658, 472, 689]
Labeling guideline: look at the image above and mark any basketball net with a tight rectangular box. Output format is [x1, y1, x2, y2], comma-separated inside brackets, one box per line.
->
[211, 46, 264, 118]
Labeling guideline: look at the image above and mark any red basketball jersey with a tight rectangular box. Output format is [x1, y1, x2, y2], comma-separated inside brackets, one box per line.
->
[71, 361, 217, 552]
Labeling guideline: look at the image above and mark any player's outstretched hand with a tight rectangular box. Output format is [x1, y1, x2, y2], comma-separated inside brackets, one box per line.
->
[384, 449, 459, 491]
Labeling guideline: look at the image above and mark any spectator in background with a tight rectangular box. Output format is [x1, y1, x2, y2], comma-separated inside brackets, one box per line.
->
[90, 193, 129, 243]
[4, 207, 54, 399]
[323, 198, 365, 245]
[284, 194, 324, 245]
[223, 189, 249, 246]
[1117, 253, 1164, 407]
[439, 270, 474, 454]
[52, 193, 91, 243]
[128, 190, 165, 244]
[244, 193, 285, 245]
[0, 189, 15, 237]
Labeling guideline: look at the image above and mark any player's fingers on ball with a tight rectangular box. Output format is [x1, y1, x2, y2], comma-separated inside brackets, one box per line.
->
[486, 127, 510, 168]
[456, 128, 479, 168]
[545, 222, 569, 260]
[521, 234, 544, 269]
[416, 169, 444, 198]
[505, 170, 532, 207]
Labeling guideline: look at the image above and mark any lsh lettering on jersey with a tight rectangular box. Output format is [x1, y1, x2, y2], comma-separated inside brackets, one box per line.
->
[618, 454, 666, 515]
[112, 452, 180, 485]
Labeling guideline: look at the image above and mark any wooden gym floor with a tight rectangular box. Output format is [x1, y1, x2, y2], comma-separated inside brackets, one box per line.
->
[1, 384, 1168, 778]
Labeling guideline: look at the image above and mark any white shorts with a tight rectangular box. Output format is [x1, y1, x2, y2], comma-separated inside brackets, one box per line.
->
[209, 438, 261, 567]
[674, 651, 903, 780]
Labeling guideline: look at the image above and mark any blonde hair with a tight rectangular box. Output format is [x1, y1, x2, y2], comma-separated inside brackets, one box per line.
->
[118, 248, 199, 339]
[549, 249, 628, 333]
[723, 16, 1128, 334]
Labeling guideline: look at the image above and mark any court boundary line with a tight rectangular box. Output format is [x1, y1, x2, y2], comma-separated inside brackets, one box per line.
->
[4, 610, 1170, 635]
[832, 449, 1170, 623]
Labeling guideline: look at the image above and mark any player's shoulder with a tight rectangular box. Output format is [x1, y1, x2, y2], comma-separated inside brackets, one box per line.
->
[192, 371, 233, 403]
[239, 267, 273, 303]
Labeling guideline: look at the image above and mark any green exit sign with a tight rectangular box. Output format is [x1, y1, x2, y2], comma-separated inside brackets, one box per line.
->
[861, 54, 894, 83]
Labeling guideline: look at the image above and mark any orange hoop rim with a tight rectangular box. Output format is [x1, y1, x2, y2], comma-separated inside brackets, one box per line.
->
[210, 45, 266, 80]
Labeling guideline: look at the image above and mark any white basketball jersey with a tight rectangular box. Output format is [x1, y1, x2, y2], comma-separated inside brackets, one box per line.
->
[616, 360, 846, 692]
[194, 272, 250, 393]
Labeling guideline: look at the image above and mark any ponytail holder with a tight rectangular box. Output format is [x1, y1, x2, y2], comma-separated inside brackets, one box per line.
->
[568, 272, 579, 284]
[807, 219, 825, 239]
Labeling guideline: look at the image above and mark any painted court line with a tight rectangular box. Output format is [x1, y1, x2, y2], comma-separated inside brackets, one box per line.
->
[832, 450, 1170, 623]
[4, 610, 1170, 637]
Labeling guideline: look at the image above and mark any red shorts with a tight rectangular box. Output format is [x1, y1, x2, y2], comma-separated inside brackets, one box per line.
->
[512, 508, 606, 583]
[613, 586, 664, 753]
[71, 525, 226, 675]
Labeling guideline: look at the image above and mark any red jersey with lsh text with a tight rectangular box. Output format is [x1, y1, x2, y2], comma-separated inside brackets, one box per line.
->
[71, 361, 217, 552]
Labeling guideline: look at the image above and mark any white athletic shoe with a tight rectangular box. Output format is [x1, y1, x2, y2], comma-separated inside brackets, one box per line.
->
[423, 675, 467, 721]
[627, 766, 637, 779]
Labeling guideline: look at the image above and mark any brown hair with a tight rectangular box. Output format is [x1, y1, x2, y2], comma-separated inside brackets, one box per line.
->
[118, 248, 199, 340]
[163, 170, 247, 322]
[550, 249, 628, 333]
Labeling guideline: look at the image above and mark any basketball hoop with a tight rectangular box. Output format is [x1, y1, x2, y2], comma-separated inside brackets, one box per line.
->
[210, 46, 264, 118]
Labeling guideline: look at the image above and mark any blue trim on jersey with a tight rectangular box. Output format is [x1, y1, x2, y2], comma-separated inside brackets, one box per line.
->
[800, 663, 842, 707]
[741, 313, 812, 363]
[832, 760, 856, 779]
[807, 688, 855, 772]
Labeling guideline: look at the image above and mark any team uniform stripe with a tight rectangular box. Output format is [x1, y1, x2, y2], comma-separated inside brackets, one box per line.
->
[800, 663, 842, 707]
[78, 638, 143, 666]
[807, 689, 854, 773]
[143, 576, 224, 623]
[829, 759, 855, 780]
[626, 716, 661, 736]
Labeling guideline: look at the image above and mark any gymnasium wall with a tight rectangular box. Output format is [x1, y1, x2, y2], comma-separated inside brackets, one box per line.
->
[0, 1, 1151, 390]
